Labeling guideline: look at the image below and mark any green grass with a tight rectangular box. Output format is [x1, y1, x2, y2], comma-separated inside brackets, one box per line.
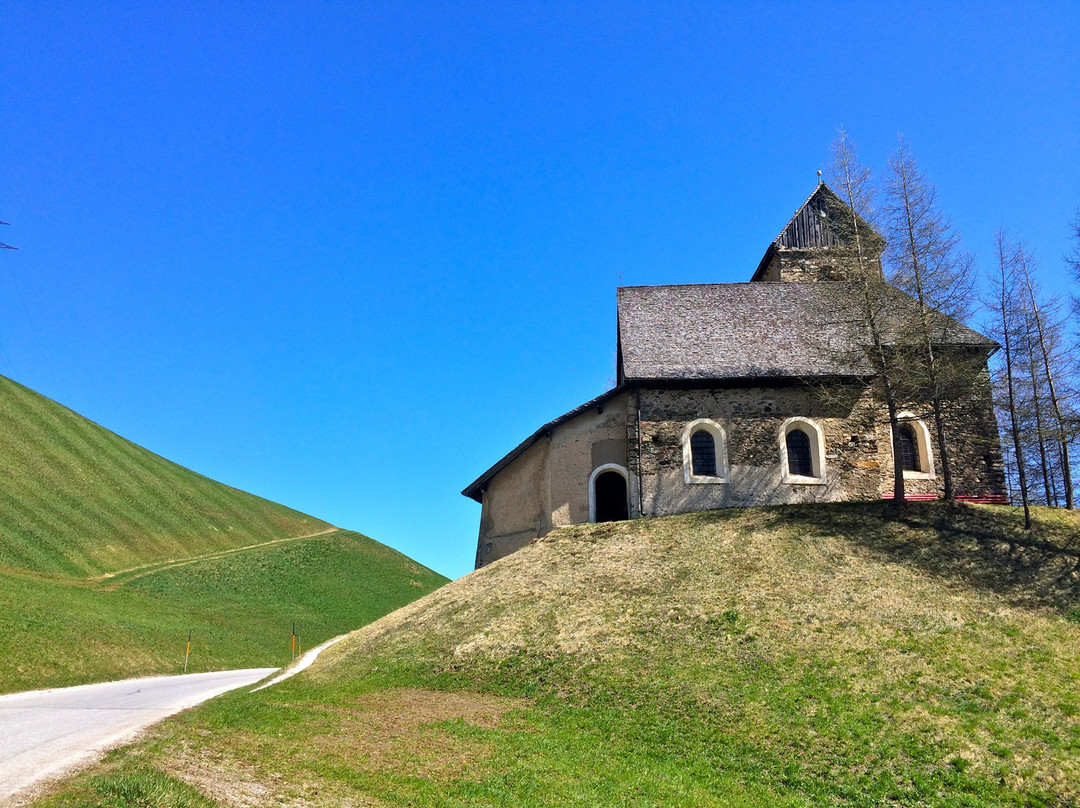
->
[31, 502, 1080, 807]
[38, 771, 216, 808]
[0, 529, 447, 692]
[0, 374, 330, 578]
[0, 374, 449, 692]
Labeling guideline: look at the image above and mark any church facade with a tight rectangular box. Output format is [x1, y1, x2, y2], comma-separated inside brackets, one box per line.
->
[463, 184, 1007, 569]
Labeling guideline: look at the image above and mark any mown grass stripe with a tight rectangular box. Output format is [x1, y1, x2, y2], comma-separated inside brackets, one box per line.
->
[0, 374, 330, 578]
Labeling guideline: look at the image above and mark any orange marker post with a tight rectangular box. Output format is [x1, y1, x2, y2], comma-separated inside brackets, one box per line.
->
[183, 630, 192, 673]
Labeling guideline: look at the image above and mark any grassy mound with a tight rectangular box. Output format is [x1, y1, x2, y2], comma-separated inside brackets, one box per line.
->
[34, 503, 1080, 807]
[0, 374, 330, 578]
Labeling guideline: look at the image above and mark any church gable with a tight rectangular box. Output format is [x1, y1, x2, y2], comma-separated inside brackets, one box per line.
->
[752, 182, 885, 283]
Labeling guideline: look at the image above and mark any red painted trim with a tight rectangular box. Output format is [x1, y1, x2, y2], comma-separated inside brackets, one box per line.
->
[880, 493, 1011, 505]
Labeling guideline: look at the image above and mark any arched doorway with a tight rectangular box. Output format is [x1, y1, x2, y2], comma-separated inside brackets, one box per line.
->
[590, 464, 629, 523]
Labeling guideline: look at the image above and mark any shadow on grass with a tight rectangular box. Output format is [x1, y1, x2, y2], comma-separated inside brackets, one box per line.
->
[726, 502, 1080, 614]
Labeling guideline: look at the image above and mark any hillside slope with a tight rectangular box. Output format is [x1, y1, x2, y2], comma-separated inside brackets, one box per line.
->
[0, 375, 330, 577]
[1, 528, 447, 693]
[0, 375, 448, 694]
[46, 503, 1080, 807]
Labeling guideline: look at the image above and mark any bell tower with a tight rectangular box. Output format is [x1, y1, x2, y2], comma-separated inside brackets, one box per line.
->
[750, 181, 885, 282]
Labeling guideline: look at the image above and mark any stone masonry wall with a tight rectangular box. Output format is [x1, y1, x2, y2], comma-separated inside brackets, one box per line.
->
[635, 377, 1005, 516]
[883, 366, 1007, 499]
[761, 248, 883, 283]
[637, 383, 882, 515]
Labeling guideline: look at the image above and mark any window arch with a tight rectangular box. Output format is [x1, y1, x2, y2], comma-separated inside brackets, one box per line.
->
[682, 419, 728, 483]
[893, 413, 935, 479]
[779, 417, 826, 484]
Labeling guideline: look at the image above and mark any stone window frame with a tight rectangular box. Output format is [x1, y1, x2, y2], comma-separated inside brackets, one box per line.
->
[588, 463, 631, 523]
[892, 412, 936, 481]
[681, 418, 729, 484]
[779, 417, 826, 485]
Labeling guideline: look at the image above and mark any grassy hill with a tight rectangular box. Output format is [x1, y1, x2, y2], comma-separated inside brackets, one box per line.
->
[0, 374, 330, 577]
[0, 375, 448, 692]
[34, 502, 1080, 808]
[0, 529, 447, 692]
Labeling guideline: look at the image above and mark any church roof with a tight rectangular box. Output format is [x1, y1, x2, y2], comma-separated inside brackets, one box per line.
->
[617, 282, 994, 382]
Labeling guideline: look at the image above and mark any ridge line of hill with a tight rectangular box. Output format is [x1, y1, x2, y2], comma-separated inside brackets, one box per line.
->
[0, 374, 334, 577]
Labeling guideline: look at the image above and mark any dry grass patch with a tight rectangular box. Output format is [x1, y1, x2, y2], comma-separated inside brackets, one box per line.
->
[328, 688, 530, 778]
[163, 746, 289, 808]
[161, 689, 530, 808]
[306, 504, 1080, 803]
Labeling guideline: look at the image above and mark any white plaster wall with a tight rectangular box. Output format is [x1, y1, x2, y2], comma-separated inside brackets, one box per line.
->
[476, 439, 550, 566]
[548, 393, 629, 527]
[475, 392, 629, 568]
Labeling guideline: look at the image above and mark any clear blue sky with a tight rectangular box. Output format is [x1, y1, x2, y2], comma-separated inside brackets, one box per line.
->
[3, 2, 1078, 578]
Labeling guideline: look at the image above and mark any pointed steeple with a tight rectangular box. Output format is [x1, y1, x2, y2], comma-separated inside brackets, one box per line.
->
[751, 181, 885, 282]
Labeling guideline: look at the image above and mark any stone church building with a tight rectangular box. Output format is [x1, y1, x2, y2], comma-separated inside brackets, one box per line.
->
[463, 183, 1006, 568]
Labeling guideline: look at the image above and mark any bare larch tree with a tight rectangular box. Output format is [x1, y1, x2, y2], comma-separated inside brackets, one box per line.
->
[881, 135, 977, 502]
[989, 229, 1032, 529]
[827, 129, 908, 505]
[1016, 246, 1074, 509]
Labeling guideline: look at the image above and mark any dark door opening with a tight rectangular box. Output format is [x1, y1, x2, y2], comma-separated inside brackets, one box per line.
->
[594, 470, 628, 522]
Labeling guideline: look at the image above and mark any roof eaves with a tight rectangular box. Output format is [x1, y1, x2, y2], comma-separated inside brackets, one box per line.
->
[461, 385, 628, 503]
[619, 373, 873, 386]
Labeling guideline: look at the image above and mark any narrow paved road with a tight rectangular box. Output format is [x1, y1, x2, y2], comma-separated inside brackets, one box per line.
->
[0, 668, 276, 805]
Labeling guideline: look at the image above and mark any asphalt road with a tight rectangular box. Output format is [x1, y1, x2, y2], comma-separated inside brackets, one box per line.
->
[0, 668, 277, 805]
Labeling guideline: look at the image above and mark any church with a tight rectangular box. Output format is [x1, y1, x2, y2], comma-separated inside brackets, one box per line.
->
[463, 183, 1007, 569]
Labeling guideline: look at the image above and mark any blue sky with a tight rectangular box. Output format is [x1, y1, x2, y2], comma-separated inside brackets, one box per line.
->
[3, 2, 1078, 578]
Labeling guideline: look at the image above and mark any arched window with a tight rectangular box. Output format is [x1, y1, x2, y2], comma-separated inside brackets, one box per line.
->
[893, 414, 935, 479]
[681, 419, 727, 483]
[897, 424, 920, 471]
[779, 417, 826, 484]
[690, 430, 717, 476]
[786, 429, 813, 476]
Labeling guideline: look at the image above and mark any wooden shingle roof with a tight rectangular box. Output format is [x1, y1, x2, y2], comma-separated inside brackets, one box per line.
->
[617, 282, 994, 383]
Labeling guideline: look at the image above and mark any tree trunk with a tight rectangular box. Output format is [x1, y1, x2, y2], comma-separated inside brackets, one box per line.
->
[931, 397, 954, 500]
[996, 233, 1031, 529]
